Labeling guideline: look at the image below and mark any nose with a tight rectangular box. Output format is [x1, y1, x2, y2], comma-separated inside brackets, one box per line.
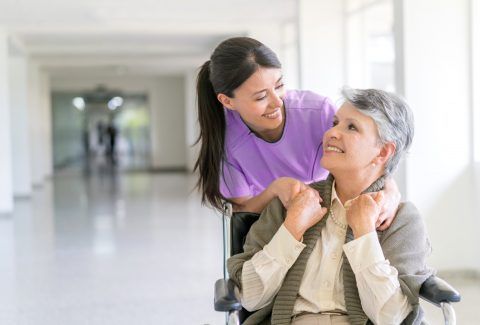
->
[269, 91, 283, 108]
[325, 124, 339, 140]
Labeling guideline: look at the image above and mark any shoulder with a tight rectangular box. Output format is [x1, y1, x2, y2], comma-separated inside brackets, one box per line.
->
[284, 89, 336, 112]
[381, 201, 428, 240]
[224, 109, 252, 152]
[393, 202, 424, 226]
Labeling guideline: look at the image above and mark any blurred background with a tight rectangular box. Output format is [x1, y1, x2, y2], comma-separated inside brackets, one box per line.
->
[0, 0, 478, 324]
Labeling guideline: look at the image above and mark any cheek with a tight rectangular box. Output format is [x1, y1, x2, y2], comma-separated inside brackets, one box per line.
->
[235, 100, 262, 118]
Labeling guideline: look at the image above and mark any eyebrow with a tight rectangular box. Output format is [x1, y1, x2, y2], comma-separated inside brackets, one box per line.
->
[333, 115, 360, 124]
[252, 76, 283, 96]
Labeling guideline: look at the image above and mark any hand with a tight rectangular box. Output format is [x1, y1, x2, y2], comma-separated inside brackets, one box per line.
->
[271, 177, 308, 209]
[375, 178, 401, 230]
[346, 192, 383, 238]
[283, 188, 328, 241]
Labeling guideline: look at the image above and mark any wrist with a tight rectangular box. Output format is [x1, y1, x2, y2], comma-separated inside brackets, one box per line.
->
[268, 180, 280, 197]
[283, 220, 304, 241]
[352, 225, 375, 239]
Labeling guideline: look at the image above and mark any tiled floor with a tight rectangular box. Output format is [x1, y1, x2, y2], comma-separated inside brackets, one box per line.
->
[0, 170, 476, 324]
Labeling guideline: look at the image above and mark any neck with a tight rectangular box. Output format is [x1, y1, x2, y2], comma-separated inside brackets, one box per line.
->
[333, 169, 383, 204]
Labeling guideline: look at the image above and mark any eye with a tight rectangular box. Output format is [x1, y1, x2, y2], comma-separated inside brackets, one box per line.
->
[348, 123, 357, 131]
[332, 120, 339, 127]
[275, 84, 284, 90]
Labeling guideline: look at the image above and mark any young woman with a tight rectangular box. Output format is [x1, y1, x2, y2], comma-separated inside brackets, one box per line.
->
[195, 37, 399, 230]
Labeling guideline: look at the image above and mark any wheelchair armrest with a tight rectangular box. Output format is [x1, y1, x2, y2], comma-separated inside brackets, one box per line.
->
[214, 278, 242, 312]
[419, 275, 461, 306]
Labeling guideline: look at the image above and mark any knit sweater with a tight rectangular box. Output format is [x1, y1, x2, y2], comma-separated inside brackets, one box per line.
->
[227, 175, 433, 325]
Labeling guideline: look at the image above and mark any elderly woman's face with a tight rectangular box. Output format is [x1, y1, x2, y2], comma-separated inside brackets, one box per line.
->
[320, 102, 382, 175]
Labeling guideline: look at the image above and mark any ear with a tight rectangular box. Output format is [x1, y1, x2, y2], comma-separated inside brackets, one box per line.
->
[373, 142, 396, 166]
[217, 93, 235, 110]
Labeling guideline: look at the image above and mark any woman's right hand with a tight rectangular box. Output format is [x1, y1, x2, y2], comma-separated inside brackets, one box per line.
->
[283, 188, 328, 241]
[271, 177, 308, 209]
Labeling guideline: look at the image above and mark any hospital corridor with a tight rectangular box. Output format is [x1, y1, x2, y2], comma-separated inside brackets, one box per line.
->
[0, 0, 479, 324]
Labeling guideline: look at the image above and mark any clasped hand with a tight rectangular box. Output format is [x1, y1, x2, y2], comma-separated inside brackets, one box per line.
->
[346, 192, 384, 238]
[283, 188, 328, 241]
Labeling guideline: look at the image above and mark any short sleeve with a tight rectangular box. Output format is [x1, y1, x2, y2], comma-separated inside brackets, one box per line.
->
[220, 160, 252, 199]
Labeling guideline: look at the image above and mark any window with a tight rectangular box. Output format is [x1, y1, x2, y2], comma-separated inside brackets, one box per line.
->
[345, 0, 395, 90]
[473, 0, 480, 162]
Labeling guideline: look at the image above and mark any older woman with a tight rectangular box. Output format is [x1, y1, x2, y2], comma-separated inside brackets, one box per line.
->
[228, 88, 433, 325]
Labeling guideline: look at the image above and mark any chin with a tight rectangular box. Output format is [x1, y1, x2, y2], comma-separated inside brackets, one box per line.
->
[320, 157, 333, 170]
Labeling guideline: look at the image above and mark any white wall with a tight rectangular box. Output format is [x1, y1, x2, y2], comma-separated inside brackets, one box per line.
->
[473, 0, 480, 162]
[184, 69, 199, 172]
[400, 0, 476, 270]
[40, 72, 53, 177]
[298, 0, 345, 100]
[0, 29, 13, 212]
[8, 55, 32, 197]
[149, 76, 186, 169]
[28, 63, 45, 186]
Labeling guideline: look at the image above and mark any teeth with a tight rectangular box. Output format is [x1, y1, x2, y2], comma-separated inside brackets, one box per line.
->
[326, 146, 344, 153]
[264, 109, 279, 118]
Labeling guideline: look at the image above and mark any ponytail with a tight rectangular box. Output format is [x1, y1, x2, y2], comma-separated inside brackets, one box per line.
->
[194, 60, 226, 210]
[194, 37, 282, 210]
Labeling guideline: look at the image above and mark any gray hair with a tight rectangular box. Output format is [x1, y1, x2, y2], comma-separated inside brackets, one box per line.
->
[341, 87, 414, 175]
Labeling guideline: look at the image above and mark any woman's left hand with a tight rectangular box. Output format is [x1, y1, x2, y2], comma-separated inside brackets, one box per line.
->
[375, 178, 401, 231]
[346, 192, 383, 238]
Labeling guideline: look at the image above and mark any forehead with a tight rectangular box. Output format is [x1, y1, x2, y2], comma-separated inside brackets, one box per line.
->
[336, 102, 372, 122]
[238, 67, 282, 92]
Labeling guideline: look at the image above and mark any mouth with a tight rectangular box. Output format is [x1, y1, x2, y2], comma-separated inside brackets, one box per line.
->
[325, 145, 344, 153]
[262, 108, 281, 119]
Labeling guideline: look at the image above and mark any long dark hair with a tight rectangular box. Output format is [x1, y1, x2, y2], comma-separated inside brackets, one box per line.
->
[194, 37, 282, 210]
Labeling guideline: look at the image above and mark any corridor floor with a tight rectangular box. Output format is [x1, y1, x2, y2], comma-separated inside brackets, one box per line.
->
[0, 171, 477, 324]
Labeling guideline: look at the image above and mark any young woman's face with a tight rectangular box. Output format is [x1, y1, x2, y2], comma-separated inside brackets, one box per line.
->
[220, 67, 286, 138]
[320, 102, 383, 175]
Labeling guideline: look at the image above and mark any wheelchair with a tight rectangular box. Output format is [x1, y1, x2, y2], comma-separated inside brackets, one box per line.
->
[214, 202, 461, 325]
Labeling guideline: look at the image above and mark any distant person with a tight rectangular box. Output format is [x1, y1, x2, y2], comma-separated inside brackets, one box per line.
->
[106, 122, 118, 164]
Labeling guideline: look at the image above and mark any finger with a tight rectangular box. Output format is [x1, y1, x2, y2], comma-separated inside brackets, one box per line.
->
[375, 213, 387, 228]
[375, 191, 385, 205]
[377, 216, 393, 231]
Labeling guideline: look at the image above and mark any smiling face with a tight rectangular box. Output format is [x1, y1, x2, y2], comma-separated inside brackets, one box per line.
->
[320, 102, 384, 176]
[217, 67, 286, 141]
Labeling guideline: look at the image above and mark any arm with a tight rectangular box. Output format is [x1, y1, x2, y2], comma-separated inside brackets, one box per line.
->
[345, 196, 432, 324]
[343, 232, 412, 324]
[228, 188, 328, 309]
[375, 177, 401, 230]
[230, 177, 308, 213]
[241, 225, 305, 311]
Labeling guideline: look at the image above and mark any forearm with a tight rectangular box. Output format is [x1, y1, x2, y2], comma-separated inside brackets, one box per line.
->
[344, 232, 411, 324]
[231, 187, 276, 213]
[240, 225, 305, 311]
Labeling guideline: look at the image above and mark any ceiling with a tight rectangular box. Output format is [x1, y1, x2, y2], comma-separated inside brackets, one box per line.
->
[1, 0, 297, 77]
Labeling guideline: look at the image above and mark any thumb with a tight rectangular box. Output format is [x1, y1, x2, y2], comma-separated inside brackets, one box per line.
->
[374, 191, 385, 205]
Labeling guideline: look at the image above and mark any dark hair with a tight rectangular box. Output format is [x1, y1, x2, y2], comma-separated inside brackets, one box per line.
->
[194, 37, 282, 210]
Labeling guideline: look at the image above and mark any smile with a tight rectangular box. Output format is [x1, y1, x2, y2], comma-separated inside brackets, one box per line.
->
[263, 109, 280, 119]
[325, 145, 344, 153]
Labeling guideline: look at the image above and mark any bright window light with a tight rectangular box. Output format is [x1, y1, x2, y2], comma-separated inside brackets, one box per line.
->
[72, 97, 85, 111]
[108, 96, 124, 111]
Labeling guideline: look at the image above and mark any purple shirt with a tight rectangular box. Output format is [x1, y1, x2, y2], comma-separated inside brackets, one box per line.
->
[220, 89, 337, 198]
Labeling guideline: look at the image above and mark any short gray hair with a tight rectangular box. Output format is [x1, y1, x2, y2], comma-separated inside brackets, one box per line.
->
[341, 87, 414, 175]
